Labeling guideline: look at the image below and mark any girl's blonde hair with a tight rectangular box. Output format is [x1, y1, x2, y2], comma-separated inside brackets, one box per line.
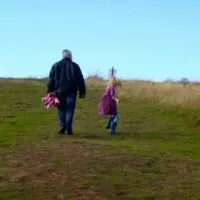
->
[107, 77, 122, 87]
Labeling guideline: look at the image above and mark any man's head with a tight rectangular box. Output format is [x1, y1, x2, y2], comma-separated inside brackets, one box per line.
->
[62, 49, 72, 61]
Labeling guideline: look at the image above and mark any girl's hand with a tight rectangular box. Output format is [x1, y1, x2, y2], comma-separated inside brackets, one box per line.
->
[115, 98, 119, 104]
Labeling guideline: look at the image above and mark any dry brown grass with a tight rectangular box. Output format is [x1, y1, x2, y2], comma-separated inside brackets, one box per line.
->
[1, 140, 200, 200]
[87, 78, 200, 108]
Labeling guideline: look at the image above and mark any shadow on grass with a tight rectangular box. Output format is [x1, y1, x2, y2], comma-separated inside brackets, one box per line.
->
[77, 133, 108, 140]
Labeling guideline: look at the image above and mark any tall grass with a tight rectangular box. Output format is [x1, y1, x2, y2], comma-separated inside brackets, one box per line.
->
[87, 77, 200, 108]
[2, 77, 200, 108]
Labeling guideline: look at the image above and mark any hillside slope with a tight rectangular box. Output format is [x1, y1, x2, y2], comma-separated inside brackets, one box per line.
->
[1, 79, 200, 200]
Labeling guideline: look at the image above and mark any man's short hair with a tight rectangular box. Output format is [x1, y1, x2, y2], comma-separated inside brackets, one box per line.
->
[62, 49, 72, 60]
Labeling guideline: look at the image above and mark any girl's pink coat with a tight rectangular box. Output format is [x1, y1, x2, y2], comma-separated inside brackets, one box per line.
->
[98, 86, 117, 115]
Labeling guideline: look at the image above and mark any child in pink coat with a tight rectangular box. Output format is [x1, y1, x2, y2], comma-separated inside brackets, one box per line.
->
[99, 78, 121, 134]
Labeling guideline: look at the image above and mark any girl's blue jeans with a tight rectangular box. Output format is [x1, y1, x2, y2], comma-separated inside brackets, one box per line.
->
[107, 113, 120, 134]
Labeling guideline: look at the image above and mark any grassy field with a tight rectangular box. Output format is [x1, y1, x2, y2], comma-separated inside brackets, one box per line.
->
[1, 78, 200, 199]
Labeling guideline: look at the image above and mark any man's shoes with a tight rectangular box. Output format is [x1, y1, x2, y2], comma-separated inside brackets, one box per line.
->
[58, 127, 74, 136]
[58, 127, 66, 135]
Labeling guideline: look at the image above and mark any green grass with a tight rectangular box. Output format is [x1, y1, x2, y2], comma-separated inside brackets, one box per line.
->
[1, 79, 200, 199]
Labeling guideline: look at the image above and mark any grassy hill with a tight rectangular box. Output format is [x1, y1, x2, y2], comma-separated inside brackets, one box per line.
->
[1, 78, 200, 199]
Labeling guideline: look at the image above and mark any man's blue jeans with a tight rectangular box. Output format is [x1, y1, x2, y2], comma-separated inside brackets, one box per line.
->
[57, 95, 76, 134]
[107, 113, 119, 134]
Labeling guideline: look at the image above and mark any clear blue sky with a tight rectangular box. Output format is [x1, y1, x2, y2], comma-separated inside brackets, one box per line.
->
[0, 0, 200, 81]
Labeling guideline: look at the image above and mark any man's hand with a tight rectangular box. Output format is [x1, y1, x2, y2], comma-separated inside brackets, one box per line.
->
[79, 94, 86, 99]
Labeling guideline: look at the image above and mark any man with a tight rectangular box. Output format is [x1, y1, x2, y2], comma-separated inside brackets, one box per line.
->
[47, 49, 86, 135]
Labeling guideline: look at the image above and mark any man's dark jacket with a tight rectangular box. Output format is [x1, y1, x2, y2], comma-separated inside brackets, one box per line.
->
[47, 58, 86, 98]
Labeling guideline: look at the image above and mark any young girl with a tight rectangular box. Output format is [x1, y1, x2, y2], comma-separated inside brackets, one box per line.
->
[98, 77, 121, 135]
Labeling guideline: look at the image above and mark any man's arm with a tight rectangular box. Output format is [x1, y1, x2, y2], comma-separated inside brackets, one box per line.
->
[75, 64, 86, 98]
[47, 64, 56, 93]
